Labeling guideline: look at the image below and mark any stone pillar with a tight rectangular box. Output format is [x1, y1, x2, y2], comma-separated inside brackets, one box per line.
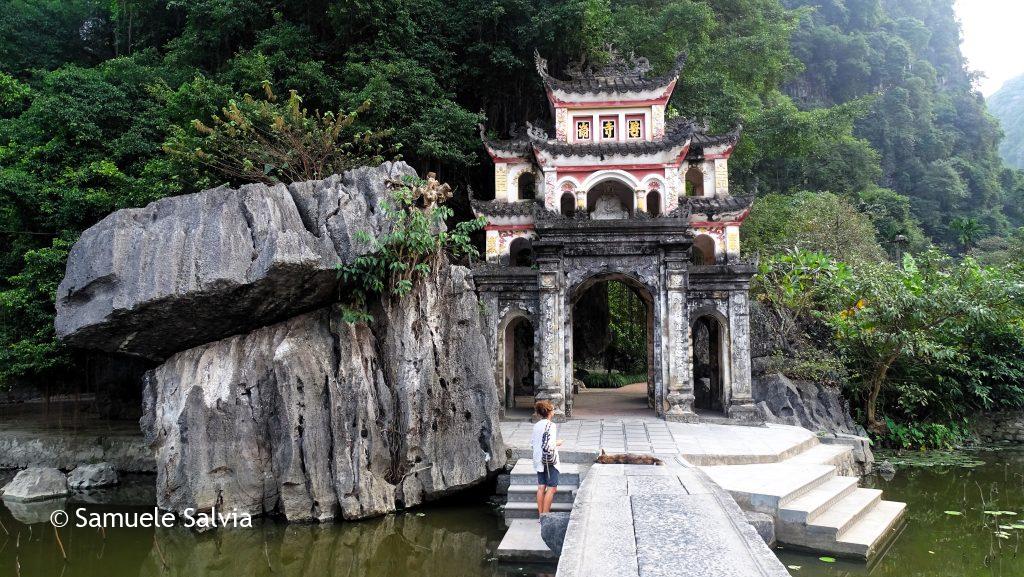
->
[635, 189, 647, 213]
[727, 289, 758, 422]
[535, 244, 567, 420]
[663, 243, 697, 422]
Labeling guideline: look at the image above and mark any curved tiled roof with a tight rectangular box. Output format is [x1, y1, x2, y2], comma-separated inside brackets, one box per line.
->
[534, 50, 688, 95]
[470, 196, 537, 217]
[684, 195, 754, 218]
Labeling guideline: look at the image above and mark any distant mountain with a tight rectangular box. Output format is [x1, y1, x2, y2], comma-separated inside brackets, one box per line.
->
[989, 74, 1024, 170]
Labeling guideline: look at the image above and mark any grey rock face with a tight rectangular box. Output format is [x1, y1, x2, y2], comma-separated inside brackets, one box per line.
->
[1, 467, 69, 502]
[753, 372, 874, 475]
[974, 411, 1024, 443]
[744, 511, 776, 546]
[753, 372, 864, 437]
[68, 462, 119, 489]
[540, 511, 570, 555]
[141, 262, 504, 522]
[55, 162, 415, 360]
[0, 428, 153, 472]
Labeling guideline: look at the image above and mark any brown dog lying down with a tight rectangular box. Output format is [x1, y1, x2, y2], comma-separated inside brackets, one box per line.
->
[595, 449, 664, 465]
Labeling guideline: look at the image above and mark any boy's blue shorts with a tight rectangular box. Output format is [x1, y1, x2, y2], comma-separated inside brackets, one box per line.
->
[536, 464, 559, 487]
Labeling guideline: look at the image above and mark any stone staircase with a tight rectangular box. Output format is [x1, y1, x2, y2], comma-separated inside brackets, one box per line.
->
[700, 441, 905, 559]
[497, 460, 582, 563]
[502, 460, 580, 523]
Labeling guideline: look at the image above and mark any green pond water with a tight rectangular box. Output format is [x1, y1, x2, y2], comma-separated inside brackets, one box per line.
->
[0, 474, 547, 577]
[777, 447, 1024, 577]
[1, 448, 1021, 577]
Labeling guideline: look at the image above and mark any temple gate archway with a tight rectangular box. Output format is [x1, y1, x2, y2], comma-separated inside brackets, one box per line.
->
[567, 272, 657, 417]
[496, 310, 536, 416]
[690, 310, 730, 414]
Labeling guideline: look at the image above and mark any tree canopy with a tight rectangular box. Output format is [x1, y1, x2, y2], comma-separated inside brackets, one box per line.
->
[1, 0, 1022, 437]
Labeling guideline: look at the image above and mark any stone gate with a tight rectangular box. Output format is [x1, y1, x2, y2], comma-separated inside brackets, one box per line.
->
[473, 49, 758, 423]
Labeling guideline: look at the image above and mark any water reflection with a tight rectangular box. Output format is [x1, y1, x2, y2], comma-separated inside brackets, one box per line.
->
[0, 474, 548, 577]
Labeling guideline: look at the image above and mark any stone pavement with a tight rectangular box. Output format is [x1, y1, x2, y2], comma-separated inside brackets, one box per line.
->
[500, 419, 817, 465]
[556, 460, 791, 577]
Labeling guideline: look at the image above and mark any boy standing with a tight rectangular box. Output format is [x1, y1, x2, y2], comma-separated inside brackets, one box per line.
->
[530, 400, 562, 516]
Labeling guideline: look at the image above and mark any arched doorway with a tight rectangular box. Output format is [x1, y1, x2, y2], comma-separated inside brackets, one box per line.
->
[517, 171, 536, 201]
[691, 313, 728, 414]
[647, 190, 661, 217]
[586, 179, 634, 219]
[560, 192, 576, 216]
[569, 275, 656, 417]
[498, 313, 535, 416]
[508, 237, 533, 266]
[693, 234, 716, 265]
[685, 166, 704, 196]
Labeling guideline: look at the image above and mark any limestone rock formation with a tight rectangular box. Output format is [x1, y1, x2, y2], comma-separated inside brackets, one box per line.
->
[55, 162, 415, 359]
[68, 462, 119, 489]
[753, 372, 864, 437]
[141, 262, 503, 522]
[1, 467, 69, 501]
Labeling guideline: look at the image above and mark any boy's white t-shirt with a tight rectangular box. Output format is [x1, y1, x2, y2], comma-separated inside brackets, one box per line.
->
[531, 418, 559, 472]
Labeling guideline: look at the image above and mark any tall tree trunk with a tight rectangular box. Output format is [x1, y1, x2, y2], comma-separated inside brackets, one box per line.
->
[866, 352, 898, 433]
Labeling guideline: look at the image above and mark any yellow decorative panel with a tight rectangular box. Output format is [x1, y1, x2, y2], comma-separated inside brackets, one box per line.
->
[485, 231, 499, 261]
[602, 120, 616, 139]
[715, 160, 729, 194]
[576, 120, 591, 140]
[494, 164, 508, 201]
[726, 227, 740, 254]
[628, 119, 642, 139]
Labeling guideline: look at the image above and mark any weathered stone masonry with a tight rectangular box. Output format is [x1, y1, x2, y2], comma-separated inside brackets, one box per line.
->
[474, 49, 758, 422]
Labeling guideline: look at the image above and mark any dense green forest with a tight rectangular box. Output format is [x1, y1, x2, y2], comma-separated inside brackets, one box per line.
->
[989, 73, 1024, 170]
[0, 0, 1021, 442]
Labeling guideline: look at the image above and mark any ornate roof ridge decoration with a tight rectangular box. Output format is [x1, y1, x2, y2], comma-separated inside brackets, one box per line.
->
[564, 45, 653, 80]
[480, 118, 742, 160]
[469, 188, 537, 217]
[478, 123, 532, 157]
[534, 49, 688, 94]
[525, 116, 697, 157]
[690, 123, 743, 147]
[683, 194, 754, 219]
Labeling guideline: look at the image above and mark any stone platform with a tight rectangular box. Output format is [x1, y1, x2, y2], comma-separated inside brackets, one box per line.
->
[500, 420, 817, 465]
[556, 460, 791, 577]
[501, 418, 904, 562]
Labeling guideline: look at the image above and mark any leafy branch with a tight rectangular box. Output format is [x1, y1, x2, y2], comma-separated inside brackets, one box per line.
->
[165, 82, 390, 185]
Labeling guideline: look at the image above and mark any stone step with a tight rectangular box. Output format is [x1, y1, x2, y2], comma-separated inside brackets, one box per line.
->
[805, 488, 882, 539]
[701, 463, 836, 514]
[509, 461, 581, 486]
[681, 434, 820, 466]
[778, 476, 860, 525]
[834, 500, 907, 559]
[507, 484, 578, 503]
[497, 519, 557, 562]
[782, 443, 853, 467]
[503, 500, 573, 520]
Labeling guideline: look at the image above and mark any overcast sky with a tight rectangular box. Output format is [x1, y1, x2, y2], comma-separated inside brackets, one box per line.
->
[955, 0, 1024, 96]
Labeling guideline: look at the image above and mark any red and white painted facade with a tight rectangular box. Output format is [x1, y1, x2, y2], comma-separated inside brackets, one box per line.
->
[477, 52, 750, 265]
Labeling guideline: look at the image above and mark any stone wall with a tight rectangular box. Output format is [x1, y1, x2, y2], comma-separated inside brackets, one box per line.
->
[974, 411, 1024, 443]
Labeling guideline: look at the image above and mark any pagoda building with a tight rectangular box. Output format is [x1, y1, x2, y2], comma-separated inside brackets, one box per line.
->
[472, 49, 758, 423]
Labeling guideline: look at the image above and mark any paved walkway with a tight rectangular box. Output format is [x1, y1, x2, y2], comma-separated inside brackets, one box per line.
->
[500, 419, 816, 464]
[557, 460, 791, 577]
